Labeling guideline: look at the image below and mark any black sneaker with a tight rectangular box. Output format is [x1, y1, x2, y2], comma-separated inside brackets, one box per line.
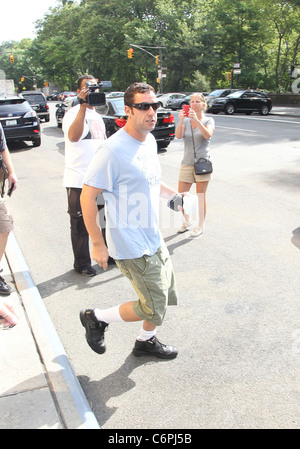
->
[80, 309, 108, 354]
[0, 276, 13, 296]
[75, 266, 97, 277]
[132, 336, 178, 359]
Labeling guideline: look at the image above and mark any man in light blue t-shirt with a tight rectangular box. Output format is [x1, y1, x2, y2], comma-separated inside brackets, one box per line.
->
[80, 82, 182, 360]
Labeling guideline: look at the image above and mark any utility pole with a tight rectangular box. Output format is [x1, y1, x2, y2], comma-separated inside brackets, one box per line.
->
[129, 43, 166, 92]
[129, 20, 167, 94]
[21, 74, 37, 89]
[154, 21, 167, 94]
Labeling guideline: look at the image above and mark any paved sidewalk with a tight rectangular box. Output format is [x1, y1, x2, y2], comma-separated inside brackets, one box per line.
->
[0, 103, 299, 430]
[270, 105, 300, 117]
[0, 233, 100, 429]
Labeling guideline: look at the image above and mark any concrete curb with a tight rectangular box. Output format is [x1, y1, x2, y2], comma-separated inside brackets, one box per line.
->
[5, 232, 100, 429]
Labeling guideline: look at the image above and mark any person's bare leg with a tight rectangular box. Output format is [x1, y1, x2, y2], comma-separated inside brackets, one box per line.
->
[196, 181, 209, 229]
[119, 301, 156, 331]
[178, 181, 192, 224]
[0, 232, 9, 263]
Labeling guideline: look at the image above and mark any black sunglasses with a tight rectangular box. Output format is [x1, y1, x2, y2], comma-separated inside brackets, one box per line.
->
[129, 102, 160, 111]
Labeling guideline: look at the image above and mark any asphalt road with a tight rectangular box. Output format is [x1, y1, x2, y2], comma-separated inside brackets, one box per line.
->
[6, 103, 300, 429]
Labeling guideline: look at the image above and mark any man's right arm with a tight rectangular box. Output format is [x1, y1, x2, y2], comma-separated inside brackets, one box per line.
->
[80, 184, 109, 270]
[68, 104, 88, 142]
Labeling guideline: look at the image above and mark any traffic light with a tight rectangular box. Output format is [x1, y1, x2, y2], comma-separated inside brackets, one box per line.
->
[9, 54, 14, 63]
[155, 55, 160, 65]
[127, 48, 134, 58]
[21, 77, 25, 82]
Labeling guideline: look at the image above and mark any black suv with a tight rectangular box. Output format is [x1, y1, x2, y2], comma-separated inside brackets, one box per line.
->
[208, 90, 272, 115]
[0, 95, 41, 147]
[21, 91, 50, 122]
[206, 89, 238, 112]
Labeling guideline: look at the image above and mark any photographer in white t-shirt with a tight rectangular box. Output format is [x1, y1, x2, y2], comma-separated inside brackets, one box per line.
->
[63, 74, 107, 277]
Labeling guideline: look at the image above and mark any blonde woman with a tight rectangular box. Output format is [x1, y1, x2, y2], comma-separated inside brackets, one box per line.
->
[175, 93, 215, 237]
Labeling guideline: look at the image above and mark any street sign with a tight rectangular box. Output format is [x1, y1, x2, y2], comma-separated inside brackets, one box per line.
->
[233, 69, 241, 74]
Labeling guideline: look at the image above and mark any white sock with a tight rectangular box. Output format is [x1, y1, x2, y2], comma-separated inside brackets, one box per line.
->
[137, 326, 156, 341]
[94, 306, 124, 324]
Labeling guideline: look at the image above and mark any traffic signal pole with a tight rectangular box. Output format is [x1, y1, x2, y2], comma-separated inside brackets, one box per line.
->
[128, 44, 166, 93]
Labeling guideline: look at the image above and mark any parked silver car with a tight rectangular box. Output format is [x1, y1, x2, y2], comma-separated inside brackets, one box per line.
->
[157, 93, 186, 108]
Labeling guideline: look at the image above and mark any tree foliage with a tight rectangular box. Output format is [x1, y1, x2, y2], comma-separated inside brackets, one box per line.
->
[0, 0, 299, 92]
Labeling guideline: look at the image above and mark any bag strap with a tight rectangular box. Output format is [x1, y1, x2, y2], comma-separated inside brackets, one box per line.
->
[190, 121, 197, 162]
[191, 121, 211, 164]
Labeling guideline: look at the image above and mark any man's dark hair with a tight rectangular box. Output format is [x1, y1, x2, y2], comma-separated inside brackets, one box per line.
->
[124, 82, 155, 106]
[77, 74, 95, 90]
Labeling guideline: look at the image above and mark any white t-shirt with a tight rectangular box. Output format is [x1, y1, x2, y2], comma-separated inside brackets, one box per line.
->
[84, 128, 162, 260]
[63, 104, 106, 188]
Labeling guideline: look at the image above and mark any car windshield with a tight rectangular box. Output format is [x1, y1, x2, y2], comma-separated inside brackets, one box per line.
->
[0, 98, 31, 112]
[22, 94, 45, 102]
[207, 90, 226, 97]
[111, 98, 126, 114]
[95, 98, 125, 116]
[227, 91, 244, 98]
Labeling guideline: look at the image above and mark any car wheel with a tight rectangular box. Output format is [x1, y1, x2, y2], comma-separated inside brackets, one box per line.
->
[224, 104, 235, 115]
[56, 115, 62, 128]
[158, 102, 163, 108]
[259, 105, 269, 115]
[32, 137, 41, 147]
[45, 116, 50, 122]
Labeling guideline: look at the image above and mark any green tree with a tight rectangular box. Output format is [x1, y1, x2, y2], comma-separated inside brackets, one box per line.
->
[2, 0, 299, 93]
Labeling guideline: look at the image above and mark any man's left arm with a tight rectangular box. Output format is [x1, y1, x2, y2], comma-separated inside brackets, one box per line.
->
[160, 182, 178, 200]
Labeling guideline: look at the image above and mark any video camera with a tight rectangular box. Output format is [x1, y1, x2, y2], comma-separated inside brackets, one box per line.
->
[82, 80, 112, 106]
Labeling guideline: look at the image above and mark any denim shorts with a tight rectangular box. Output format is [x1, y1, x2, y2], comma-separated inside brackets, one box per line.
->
[116, 243, 178, 326]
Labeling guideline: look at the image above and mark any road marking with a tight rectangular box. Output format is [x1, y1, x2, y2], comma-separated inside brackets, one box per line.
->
[213, 115, 300, 125]
[216, 125, 258, 132]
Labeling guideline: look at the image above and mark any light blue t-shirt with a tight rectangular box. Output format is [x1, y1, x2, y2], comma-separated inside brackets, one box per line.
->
[84, 128, 162, 260]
